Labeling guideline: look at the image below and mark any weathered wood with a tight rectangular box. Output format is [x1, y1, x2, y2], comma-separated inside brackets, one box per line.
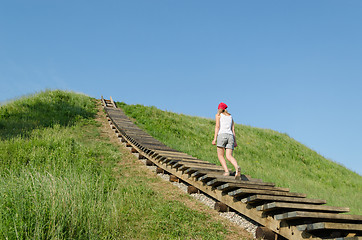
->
[156, 167, 164, 174]
[169, 159, 216, 165]
[187, 185, 199, 194]
[214, 202, 229, 212]
[109, 96, 117, 108]
[199, 174, 275, 187]
[323, 237, 362, 240]
[146, 159, 155, 166]
[167, 159, 208, 166]
[206, 177, 275, 187]
[184, 167, 226, 175]
[257, 202, 349, 213]
[306, 222, 362, 232]
[229, 188, 306, 198]
[176, 162, 224, 171]
[154, 149, 194, 156]
[275, 211, 362, 223]
[169, 175, 179, 182]
[131, 148, 138, 153]
[138, 154, 146, 160]
[247, 195, 326, 205]
[217, 183, 289, 193]
[256, 226, 276, 240]
[191, 169, 228, 178]
[101, 96, 106, 106]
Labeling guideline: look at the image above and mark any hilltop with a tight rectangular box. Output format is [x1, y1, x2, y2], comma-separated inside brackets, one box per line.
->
[118, 102, 362, 215]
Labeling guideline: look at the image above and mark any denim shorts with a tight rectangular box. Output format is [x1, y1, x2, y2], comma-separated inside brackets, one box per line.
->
[217, 133, 234, 150]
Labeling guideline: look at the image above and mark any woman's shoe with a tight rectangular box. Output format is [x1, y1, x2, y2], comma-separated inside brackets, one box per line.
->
[235, 167, 241, 180]
[223, 171, 230, 176]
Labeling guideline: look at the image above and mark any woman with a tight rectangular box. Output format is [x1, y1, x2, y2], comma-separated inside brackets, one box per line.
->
[212, 102, 241, 179]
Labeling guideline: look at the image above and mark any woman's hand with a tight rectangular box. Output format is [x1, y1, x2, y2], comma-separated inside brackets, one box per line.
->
[212, 139, 216, 145]
[234, 142, 237, 148]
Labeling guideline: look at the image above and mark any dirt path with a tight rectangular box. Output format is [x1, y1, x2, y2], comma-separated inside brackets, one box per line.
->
[96, 102, 254, 240]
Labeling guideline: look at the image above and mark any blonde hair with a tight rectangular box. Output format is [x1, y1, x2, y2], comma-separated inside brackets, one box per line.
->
[217, 109, 231, 116]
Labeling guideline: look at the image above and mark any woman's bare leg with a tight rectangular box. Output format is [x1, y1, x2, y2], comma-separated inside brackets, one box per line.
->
[217, 147, 229, 174]
[225, 149, 240, 175]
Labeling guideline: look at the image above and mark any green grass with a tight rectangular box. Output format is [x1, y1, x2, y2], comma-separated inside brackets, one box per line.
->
[0, 90, 231, 239]
[118, 102, 362, 215]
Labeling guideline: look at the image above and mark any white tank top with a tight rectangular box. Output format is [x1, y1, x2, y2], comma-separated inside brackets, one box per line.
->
[218, 113, 233, 135]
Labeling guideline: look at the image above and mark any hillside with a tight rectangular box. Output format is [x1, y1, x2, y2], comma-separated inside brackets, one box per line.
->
[118, 102, 362, 215]
[0, 90, 250, 239]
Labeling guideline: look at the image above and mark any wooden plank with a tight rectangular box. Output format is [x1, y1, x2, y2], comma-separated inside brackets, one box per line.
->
[156, 153, 196, 159]
[154, 149, 183, 153]
[322, 237, 362, 240]
[217, 182, 289, 192]
[200, 174, 275, 187]
[154, 150, 196, 157]
[109, 96, 117, 108]
[173, 160, 218, 167]
[175, 162, 224, 171]
[166, 159, 210, 165]
[257, 202, 349, 213]
[184, 167, 226, 174]
[306, 222, 362, 232]
[160, 154, 201, 160]
[247, 195, 326, 205]
[229, 188, 306, 198]
[101, 96, 106, 107]
[275, 211, 362, 222]
[191, 169, 232, 178]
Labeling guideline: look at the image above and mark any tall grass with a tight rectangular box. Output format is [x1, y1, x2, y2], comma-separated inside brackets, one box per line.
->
[118, 102, 362, 215]
[0, 90, 231, 239]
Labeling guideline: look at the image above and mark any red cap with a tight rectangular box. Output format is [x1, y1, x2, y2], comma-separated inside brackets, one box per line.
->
[218, 102, 228, 110]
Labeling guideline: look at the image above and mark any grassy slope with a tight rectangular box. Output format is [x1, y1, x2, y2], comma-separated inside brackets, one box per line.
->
[0, 90, 233, 239]
[118, 102, 362, 215]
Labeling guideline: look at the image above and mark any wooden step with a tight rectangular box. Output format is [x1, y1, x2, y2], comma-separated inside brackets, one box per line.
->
[217, 182, 289, 192]
[257, 202, 349, 213]
[229, 188, 306, 198]
[184, 167, 225, 175]
[166, 159, 213, 166]
[191, 169, 232, 178]
[247, 195, 326, 205]
[306, 222, 362, 232]
[175, 162, 224, 171]
[275, 211, 362, 223]
[199, 174, 275, 187]
[321, 237, 362, 240]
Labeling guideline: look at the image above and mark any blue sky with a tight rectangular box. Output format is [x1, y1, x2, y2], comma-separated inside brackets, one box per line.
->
[1, 1, 361, 175]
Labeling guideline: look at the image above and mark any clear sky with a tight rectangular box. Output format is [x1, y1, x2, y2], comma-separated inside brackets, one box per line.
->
[1, 1, 361, 175]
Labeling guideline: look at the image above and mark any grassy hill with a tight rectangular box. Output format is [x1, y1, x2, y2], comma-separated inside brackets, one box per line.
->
[0, 90, 239, 239]
[118, 102, 362, 215]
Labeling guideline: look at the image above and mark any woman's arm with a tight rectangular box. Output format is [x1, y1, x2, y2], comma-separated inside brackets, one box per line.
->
[212, 114, 220, 145]
[232, 119, 237, 147]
